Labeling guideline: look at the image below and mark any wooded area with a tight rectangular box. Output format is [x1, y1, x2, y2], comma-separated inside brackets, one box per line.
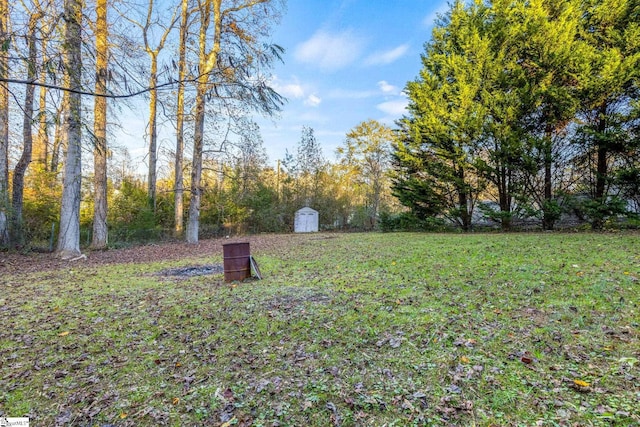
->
[0, 0, 638, 256]
[393, 0, 640, 231]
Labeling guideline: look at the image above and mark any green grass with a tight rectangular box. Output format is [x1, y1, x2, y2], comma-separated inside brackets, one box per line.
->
[1, 232, 639, 426]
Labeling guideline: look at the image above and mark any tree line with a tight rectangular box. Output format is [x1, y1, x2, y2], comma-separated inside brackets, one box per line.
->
[0, 0, 288, 257]
[1, 0, 638, 255]
[393, 0, 640, 231]
[90, 121, 398, 243]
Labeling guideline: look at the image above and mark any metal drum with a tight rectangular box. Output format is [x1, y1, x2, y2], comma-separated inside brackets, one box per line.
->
[222, 242, 251, 282]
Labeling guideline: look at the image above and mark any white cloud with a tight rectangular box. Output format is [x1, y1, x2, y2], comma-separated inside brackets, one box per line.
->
[305, 94, 322, 107]
[270, 76, 323, 107]
[271, 76, 305, 99]
[364, 44, 409, 66]
[294, 29, 365, 71]
[377, 80, 399, 95]
[278, 83, 305, 99]
[377, 98, 408, 117]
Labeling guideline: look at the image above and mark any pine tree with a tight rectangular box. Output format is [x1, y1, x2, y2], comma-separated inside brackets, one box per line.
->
[395, 0, 488, 230]
[573, 0, 640, 229]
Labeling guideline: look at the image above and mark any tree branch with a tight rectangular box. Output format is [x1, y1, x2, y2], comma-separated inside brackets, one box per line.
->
[0, 76, 186, 98]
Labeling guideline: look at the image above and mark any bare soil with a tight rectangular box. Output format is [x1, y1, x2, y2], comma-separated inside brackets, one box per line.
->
[0, 234, 305, 275]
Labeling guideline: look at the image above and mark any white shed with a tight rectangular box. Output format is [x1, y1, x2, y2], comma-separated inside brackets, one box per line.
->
[294, 207, 319, 233]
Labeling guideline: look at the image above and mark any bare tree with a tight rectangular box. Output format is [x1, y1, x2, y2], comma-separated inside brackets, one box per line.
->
[32, 2, 59, 170]
[34, 55, 50, 169]
[91, 0, 109, 249]
[0, 0, 8, 246]
[50, 98, 64, 173]
[339, 119, 395, 228]
[56, 0, 83, 259]
[186, 0, 285, 243]
[174, 0, 191, 237]
[10, 1, 44, 245]
[125, 0, 179, 212]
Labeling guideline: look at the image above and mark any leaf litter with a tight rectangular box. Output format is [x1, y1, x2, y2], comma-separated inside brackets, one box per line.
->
[0, 232, 639, 425]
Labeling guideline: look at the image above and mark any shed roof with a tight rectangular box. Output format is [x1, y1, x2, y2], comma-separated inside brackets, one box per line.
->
[296, 207, 318, 213]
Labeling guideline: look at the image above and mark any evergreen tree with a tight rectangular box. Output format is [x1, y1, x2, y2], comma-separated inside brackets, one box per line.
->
[573, 0, 640, 229]
[511, 0, 585, 230]
[394, 0, 488, 230]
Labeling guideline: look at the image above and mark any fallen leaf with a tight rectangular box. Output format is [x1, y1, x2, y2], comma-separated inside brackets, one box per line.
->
[220, 416, 237, 427]
[573, 379, 590, 388]
[58, 331, 70, 337]
[521, 351, 533, 364]
[119, 412, 128, 419]
[460, 356, 470, 364]
[223, 388, 234, 399]
[172, 397, 180, 405]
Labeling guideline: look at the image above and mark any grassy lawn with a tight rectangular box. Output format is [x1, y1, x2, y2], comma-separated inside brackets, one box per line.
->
[1, 232, 638, 426]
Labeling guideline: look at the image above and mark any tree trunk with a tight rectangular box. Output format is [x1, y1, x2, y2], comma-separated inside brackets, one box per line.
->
[174, 0, 188, 237]
[456, 168, 471, 231]
[595, 145, 607, 202]
[186, 81, 206, 243]
[57, 0, 83, 259]
[11, 15, 38, 246]
[35, 86, 49, 169]
[0, 0, 9, 247]
[140, 0, 177, 213]
[34, 39, 49, 169]
[459, 194, 471, 231]
[91, 0, 108, 249]
[589, 104, 608, 230]
[371, 173, 382, 229]
[186, 0, 221, 244]
[147, 54, 158, 211]
[499, 166, 511, 231]
[50, 103, 64, 173]
[542, 130, 555, 231]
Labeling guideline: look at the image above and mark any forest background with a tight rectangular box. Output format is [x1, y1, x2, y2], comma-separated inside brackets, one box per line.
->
[0, 0, 638, 256]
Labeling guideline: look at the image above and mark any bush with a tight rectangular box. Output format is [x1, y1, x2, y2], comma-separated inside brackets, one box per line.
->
[379, 211, 448, 232]
[582, 197, 628, 230]
[108, 179, 160, 245]
[22, 171, 61, 247]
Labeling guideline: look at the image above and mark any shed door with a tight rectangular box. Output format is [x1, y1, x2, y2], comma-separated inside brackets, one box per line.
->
[302, 213, 312, 232]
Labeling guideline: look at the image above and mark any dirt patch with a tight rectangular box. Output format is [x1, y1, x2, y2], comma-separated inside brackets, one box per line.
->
[157, 264, 224, 277]
[0, 233, 311, 275]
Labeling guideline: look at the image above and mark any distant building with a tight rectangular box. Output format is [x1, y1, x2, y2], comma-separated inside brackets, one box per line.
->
[294, 207, 319, 233]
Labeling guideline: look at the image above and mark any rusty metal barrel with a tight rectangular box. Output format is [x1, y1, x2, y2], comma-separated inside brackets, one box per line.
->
[222, 242, 251, 282]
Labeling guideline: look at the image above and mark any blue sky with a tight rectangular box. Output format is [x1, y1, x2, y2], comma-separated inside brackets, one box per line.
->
[119, 1, 448, 175]
[255, 0, 448, 164]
